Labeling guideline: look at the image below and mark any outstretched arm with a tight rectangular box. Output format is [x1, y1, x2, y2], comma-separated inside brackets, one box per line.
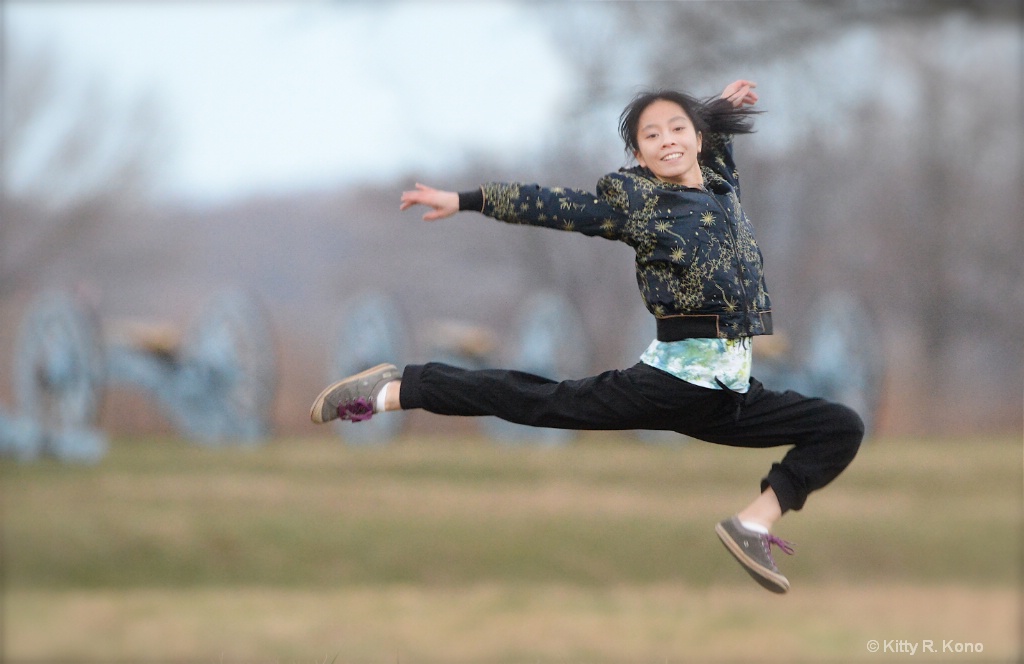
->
[402, 177, 634, 244]
[399, 183, 460, 221]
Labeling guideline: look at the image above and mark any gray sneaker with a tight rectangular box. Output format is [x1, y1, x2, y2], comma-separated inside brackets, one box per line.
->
[309, 363, 400, 424]
[715, 516, 794, 593]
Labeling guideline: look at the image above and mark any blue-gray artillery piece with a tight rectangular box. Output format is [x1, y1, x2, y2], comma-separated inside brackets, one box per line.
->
[482, 290, 591, 446]
[0, 289, 277, 462]
[754, 292, 885, 435]
[1, 291, 107, 463]
[104, 290, 277, 444]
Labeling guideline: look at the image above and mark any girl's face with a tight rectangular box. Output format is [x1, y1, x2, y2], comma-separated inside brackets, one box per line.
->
[633, 99, 703, 188]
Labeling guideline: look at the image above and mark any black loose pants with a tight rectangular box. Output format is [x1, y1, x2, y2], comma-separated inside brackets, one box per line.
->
[399, 362, 864, 514]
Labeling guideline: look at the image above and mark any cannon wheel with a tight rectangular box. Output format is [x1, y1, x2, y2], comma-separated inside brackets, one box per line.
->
[803, 292, 886, 435]
[14, 291, 106, 432]
[484, 291, 590, 446]
[331, 293, 409, 445]
[176, 290, 278, 443]
[12, 291, 108, 462]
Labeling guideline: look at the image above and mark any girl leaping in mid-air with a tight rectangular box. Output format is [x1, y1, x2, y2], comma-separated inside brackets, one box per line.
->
[311, 79, 864, 593]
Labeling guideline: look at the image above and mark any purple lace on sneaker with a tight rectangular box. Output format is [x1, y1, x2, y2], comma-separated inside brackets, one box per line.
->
[337, 397, 374, 422]
[762, 534, 795, 567]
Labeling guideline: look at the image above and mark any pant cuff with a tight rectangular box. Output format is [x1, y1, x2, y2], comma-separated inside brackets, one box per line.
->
[761, 465, 805, 514]
[398, 364, 426, 410]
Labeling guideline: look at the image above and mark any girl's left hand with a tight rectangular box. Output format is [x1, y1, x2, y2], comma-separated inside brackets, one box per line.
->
[721, 80, 759, 108]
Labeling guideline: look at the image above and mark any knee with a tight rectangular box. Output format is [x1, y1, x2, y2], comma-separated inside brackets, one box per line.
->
[831, 403, 865, 464]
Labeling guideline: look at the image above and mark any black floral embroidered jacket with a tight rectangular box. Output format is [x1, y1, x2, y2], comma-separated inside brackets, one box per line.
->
[462, 133, 773, 341]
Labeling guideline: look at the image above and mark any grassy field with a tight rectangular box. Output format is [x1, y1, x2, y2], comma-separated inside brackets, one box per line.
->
[2, 432, 1020, 662]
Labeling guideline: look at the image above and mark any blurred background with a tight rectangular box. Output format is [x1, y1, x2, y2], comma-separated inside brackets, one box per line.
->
[2, 0, 1021, 438]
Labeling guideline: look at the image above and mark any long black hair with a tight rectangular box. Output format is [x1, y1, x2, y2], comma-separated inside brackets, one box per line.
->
[618, 89, 761, 155]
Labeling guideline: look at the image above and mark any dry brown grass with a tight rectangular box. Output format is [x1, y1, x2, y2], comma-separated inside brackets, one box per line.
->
[7, 583, 1017, 662]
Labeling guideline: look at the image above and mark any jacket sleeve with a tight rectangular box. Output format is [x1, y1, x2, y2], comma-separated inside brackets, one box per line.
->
[700, 133, 742, 197]
[469, 175, 634, 242]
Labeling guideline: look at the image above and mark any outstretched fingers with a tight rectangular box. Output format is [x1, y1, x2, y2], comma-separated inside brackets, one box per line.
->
[398, 183, 431, 211]
[399, 183, 458, 221]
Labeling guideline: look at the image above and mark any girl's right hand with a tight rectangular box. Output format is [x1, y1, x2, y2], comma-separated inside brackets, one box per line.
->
[399, 183, 459, 221]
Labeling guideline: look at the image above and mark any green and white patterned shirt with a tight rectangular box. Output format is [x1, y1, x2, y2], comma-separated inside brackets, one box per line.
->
[639, 337, 752, 393]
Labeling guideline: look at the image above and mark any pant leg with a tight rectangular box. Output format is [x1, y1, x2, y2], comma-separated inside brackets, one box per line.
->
[684, 379, 865, 514]
[398, 362, 674, 430]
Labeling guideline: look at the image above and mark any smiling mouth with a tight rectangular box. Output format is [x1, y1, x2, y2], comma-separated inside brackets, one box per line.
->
[661, 152, 684, 162]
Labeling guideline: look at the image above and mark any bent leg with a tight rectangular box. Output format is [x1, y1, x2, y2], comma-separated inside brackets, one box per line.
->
[690, 380, 865, 514]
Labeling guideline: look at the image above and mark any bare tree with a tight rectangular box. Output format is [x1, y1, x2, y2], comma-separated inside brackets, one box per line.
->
[1, 35, 169, 297]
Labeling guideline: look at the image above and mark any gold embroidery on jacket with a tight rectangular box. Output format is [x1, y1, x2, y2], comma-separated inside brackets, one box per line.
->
[479, 134, 770, 336]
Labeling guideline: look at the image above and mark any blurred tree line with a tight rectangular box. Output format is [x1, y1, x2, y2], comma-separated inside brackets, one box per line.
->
[2, 1, 1020, 435]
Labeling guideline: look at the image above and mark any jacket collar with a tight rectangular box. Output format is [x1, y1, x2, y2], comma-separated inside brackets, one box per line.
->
[620, 165, 722, 193]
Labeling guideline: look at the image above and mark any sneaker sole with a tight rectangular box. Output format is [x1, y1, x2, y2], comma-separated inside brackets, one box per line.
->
[309, 363, 397, 424]
[715, 522, 790, 594]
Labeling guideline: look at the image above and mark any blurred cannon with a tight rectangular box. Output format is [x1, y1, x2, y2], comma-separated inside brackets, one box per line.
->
[0, 288, 277, 462]
[483, 290, 591, 446]
[329, 292, 409, 445]
[421, 319, 498, 371]
[755, 292, 885, 434]
[105, 290, 277, 444]
[0, 291, 107, 463]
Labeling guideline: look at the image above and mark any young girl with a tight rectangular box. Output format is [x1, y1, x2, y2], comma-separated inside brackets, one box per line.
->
[310, 80, 864, 593]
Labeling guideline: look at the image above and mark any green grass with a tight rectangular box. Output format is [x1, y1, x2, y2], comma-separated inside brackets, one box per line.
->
[4, 433, 1019, 589]
[2, 433, 1021, 661]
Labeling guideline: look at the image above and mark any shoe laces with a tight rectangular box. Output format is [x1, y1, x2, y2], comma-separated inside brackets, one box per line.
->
[338, 397, 374, 422]
[762, 533, 795, 567]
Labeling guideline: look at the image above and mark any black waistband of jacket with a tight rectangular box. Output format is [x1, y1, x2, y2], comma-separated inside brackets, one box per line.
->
[655, 311, 773, 341]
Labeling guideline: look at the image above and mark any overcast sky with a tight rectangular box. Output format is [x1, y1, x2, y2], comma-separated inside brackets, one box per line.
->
[7, 2, 574, 202]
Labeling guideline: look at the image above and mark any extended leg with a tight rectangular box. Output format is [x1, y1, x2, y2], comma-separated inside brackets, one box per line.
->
[398, 362, 663, 430]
